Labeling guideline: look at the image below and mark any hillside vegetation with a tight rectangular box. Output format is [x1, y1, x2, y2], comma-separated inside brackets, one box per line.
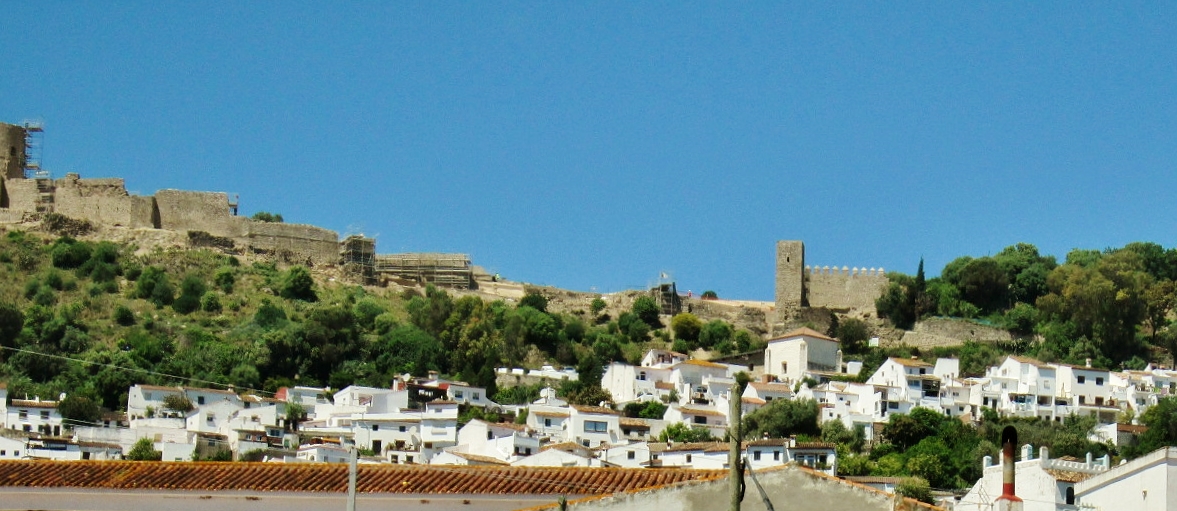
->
[0, 228, 762, 412]
[875, 242, 1177, 371]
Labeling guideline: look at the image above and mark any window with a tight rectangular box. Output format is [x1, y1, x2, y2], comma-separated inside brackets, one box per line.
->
[0, 450, 5, 456]
[1096, 377, 1104, 386]
[399, 426, 407, 432]
[197, 396, 205, 405]
[455, 391, 464, 399]
[406, 456, 414, 464]
[206, 414, 214, 422]
[545, 418, 552, 427]
[1077, 376, 1086, 384]
[372, 425, 379, 431]
[207, 439, 215, 447]
[773, 451, 780, 461]
[18, 411, 27, 420]
[40, 411, 49, 420]
[391, 455, 399, 463]
[1079, 396, 1086, 405]
[639, 372, 646, 381]
[686, 454, 693, 463]
[1065, 487, 1075, 505]
[693, 416, 707, 425]
[584, 421, 608, 433]
[144, 392, 153, 400]
[888, 402, 899, 409]
[525, 448, 532, 455]
[628, 451, 636, 460]
[473, 393, 480, 401]
[753, 451, 761, 461]
[919, 368, 926, 375]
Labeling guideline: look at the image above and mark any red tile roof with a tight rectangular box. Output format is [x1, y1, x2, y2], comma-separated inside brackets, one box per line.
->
[571, 405, 619, 416]
[0, 461, 724, 495]
[619, 417, 651, 428]
[890, 357, 934, 368]
[675, 359, 728, 370]
[10, 399, 58, 409]
[532, 410, 570, 419]
[769, 327, 838, 343]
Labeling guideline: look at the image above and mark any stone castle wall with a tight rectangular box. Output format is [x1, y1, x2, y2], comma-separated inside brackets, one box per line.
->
[53, 175, 157, 228]
[805, 265, 889, 313]
[0, 173, 341, 267]
[775, 239, 890, 325]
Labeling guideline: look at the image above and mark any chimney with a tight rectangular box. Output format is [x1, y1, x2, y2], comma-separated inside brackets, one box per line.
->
[983, 455, 993, 469]
[1086, 452, 1093, 465]
[1039, 446, 1049, 461]
[1086, 358, 1092, 368]
[1021, 444, 1032, 461]
[995, 426, 1024, 509]
[836, 350, 844, 374]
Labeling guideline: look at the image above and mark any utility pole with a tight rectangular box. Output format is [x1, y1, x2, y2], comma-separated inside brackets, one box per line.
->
[729, 382, 743, 511]
[346, 446, 357, 511]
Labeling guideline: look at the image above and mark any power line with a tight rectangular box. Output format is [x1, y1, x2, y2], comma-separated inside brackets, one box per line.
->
[0, 345, 274, 397]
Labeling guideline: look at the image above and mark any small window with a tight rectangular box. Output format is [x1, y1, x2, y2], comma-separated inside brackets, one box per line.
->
[455, 391, 464, 399]
[888, 402, 898, 409]
[693, 416, 707, 425]
[1078, 376, 1086, 384]
[399, 426, 406, 432]
[627, 451, 636, 459]
[753, 451, 761, 461]
[206, 414, 214, 422]
[40, 411, 49, 420]
[1096, 377, 1104, 386]
[18, 411, 27, 420]
[372, 424, 379, 431]
[525, 448, 532, 455]
[473, 393, 480, 401]
[207, 439, 215, 447]
[197, 396, 206, 405]
[773, 451, 780, 461]
[686, 454, 692, 463]
[0, 450, 5, 456]
[545, 418, 552, 427]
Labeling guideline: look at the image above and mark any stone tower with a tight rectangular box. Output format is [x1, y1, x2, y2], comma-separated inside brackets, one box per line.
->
[0, 123, 26, 180]
[775, 240, 805, 320]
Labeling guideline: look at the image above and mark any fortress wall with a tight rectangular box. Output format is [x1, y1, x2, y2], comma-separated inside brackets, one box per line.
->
[155, 189, 243, 237]
[129, 195, 159, 228]
[244, 220, 339, 266]
[53, 176, 140, 227]
[2, 178, 38, 213]
[804, 266, 889, 314]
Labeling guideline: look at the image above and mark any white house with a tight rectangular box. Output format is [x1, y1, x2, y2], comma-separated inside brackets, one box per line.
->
[763, 328, 841, 385]
[958, 445, 1109, 511]
[1074, 446, 1177, 511]
[511, 442, 599, 467]
[569, 405, 621, 448]
[0, 435, 25, 460]
[6, 397, 64, 436]
[419, 400, 458, 460]
[296, 443, 351, 463]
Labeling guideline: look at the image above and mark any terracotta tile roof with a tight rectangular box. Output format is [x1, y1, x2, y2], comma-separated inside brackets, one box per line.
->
[749, 382, 793, 392]
[449, 452, 510, 465]
[890, 357, 933, 368]
[571, 405, 619, 416]
[10, 399, 58, 409]
[769, 327, 837, 343]
[1010, 355, 1052, 369]
[793, 441, 836, 449]
[185, 386, 238, 396]
[679, 406, 725, 417]
[676, 359, 729, 370]
[742, 397, 766, 405]
[663, 441, 728, 453]
[1118, 424, 1149, 434]
[532, 410, 570, 419]
[428, 400, 458, 405]
[619, 417, 651, 428]
[744, 439, 786, 447]
[488, 422, 529, 432]
[842, 475, 904, 484]
[1045, 469, 1097, 483]
[136, 384, 182, 392]
[654, 381, 676, 390]
[0, 461, 724, 494]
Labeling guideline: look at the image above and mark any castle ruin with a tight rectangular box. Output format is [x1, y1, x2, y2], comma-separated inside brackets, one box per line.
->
[774, 240, 890, 324]
[0, 122, 474, 288]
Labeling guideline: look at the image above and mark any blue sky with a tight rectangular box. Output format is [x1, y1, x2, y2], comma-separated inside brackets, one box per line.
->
[2, 3, 1175, 300]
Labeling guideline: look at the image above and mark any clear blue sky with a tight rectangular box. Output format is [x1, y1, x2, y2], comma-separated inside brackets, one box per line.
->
[2, 3, 1175, 300]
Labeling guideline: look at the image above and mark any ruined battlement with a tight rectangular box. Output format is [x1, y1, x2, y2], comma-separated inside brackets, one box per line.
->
[804, 265, 885, 277]
[775, 241, 890, 325]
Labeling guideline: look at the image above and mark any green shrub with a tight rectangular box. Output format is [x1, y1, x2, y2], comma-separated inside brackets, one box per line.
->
[114, 305, 135, 326]
[201, 292, 222, 313]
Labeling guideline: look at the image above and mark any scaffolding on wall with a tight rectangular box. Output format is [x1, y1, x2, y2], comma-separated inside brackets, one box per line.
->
[21, 120, 44, 178]
[340, 235, 376, 285]
[22, 121, 53, 212]
[375, 252, 473, 289]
